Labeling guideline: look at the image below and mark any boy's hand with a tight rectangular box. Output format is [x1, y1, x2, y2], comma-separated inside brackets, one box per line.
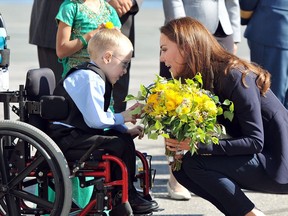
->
[121, 109, 136, 124]
[121, 103, 143, 124]
[128, 102, 144, 119]
[127, 125, 144, 139]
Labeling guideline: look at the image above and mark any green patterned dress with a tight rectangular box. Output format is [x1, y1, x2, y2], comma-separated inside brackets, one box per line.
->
[56, 0, 121, 77]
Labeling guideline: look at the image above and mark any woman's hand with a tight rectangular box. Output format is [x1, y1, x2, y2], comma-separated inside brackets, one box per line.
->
[127, 125, 144, 139]
[233, 43, 238, 55]
[108, 0, 133, 17]
[165, 138, 192, 152]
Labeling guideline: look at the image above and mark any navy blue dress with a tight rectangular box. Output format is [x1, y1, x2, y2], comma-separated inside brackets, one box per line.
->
[173, 69, 288, 216]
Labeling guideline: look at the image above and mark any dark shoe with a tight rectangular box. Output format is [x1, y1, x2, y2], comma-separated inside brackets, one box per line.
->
[136, 190, 160, 211]
[141, 194, 159, 210]
[149, 199, 159, 211]
[129, 190, 156, 214]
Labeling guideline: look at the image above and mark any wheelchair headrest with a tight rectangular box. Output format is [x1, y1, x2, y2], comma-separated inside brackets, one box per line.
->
[25, 68, 56, 101]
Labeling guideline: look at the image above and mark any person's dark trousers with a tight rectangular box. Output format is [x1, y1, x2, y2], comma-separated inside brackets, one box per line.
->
[37, 46, 63, 84]
[173, 153, 288, 216]
[113, 63, 131, 113]
[69, 130, 136, 190]
[214, 34, 234, 54]
[52, 127, 156, 214]
[248, 40, 288, 109]
[49, 126, 136, 190]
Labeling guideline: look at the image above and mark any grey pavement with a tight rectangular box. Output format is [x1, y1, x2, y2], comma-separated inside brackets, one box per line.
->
[1, 1, 288, 215]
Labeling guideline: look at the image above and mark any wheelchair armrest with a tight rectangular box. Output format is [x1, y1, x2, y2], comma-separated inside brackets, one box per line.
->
[40, 95, 69, 120]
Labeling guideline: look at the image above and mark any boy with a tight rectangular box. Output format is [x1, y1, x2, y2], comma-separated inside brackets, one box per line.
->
[48, 28, 158, 215]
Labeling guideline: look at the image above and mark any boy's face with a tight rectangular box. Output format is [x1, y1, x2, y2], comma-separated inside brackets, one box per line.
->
[104, 48, 132, 84]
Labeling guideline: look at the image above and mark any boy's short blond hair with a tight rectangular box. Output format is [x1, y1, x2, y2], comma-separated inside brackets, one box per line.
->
[88, 28, 133, 59]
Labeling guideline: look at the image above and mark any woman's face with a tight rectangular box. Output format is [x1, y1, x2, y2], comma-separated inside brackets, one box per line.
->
[160, 33, 185, 77]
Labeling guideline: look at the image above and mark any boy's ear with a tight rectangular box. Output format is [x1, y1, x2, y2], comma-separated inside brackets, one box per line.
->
[103, 51, 113, 64]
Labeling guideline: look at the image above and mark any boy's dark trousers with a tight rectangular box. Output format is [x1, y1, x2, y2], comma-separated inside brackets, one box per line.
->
[48, 125, 136, 189]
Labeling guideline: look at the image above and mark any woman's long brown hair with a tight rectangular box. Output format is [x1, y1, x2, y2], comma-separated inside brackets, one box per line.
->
[160, 17, 270, 95]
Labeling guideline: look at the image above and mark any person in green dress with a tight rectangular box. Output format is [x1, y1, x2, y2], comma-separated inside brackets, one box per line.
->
[56, 0, 121, 77]
[55, 0, 121, 208]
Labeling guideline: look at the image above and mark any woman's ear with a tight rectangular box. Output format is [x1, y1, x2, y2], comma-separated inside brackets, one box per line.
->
[103, 51, 113, 64]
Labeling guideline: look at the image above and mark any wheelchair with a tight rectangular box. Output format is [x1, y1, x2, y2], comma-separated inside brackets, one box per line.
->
[0, 68, 156, 216]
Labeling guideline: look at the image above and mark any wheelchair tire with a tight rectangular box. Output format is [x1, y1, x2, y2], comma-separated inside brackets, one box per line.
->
[0, 120, 72, 216]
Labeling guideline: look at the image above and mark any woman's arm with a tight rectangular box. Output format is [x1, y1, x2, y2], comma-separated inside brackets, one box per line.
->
[197, 71, 264, 156]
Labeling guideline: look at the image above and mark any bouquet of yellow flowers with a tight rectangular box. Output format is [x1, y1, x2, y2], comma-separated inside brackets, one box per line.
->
[126, 74, 234, 171]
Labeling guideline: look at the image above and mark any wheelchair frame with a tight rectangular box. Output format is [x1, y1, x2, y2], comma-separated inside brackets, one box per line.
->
[0, 68, 156, 216]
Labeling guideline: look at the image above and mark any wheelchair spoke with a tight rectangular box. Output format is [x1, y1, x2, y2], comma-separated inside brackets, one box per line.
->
[0, 137, 21, 215]
[0, 198, 8, 214]
[0, 121, 72, 216]
[0, 137, 10, 185]
[1, 193, 21, 215]
[8, 156, 44, 189]
[10, 188, 53, 209]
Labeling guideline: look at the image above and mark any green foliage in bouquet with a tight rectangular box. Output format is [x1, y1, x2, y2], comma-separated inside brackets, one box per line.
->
[126, 74, 234, 170]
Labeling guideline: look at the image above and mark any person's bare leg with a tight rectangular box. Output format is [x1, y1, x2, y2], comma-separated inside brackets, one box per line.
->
[167, 166, 191, 200]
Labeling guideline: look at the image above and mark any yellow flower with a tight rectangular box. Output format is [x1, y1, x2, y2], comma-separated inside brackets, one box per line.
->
[104, 22, 114, 29]
[203, 100, 218, 116]
[147, 93, 158, 104]
[165, 100, 177, 113]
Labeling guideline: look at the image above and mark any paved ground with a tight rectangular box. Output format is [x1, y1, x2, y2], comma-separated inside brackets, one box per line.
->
[1, 1, 288, 215]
